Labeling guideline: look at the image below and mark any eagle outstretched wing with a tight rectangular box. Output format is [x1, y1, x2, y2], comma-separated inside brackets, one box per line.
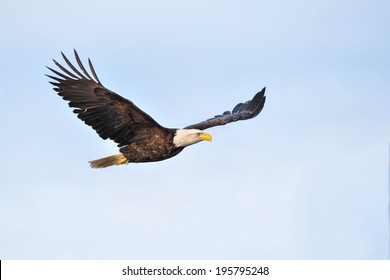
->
[184, 88, 266, 131]
[46, 50, 165, 147]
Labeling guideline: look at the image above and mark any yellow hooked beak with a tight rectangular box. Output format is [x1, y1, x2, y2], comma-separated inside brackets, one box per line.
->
[199, 132, 212, 142]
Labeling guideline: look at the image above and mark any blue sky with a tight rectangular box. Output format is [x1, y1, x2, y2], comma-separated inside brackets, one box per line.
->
[0, 0, 389, 259]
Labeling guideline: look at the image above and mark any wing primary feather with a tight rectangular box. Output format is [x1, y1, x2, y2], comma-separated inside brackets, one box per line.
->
[184, 87, 266, 130]
[45, 74, 64, 83]
[249, 88, 266, 117]
[48, 81, 60, 87]
[48, 50, 171, 147]
[73, 49, 95, 81]
[46, 66, 71, 80]
[61, 51, 86, 79]
[232, 103, 243, 114]
[238, 102, 250, 113]
[251, 88, 265, 106]
[52, 59, 79, 79]
[88, 58, 102, 85]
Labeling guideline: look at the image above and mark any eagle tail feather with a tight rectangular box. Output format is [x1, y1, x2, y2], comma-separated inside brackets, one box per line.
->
[89, 153, 128, 168]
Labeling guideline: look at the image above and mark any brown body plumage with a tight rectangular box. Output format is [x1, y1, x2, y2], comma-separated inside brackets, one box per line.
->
[120, 130, 183, 163]
[47, 50, 266, 168]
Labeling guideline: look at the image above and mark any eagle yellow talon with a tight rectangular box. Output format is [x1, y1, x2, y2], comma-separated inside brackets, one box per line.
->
[115, 157, 128, 164]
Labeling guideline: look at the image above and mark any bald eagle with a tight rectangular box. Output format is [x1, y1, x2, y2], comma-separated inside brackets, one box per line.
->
[47, 50, 266, 168]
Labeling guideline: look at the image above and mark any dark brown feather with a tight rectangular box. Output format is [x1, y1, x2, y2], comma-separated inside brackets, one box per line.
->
[47, 50, 173, 148]
[119, 132, 184, 163]
[184, 87, 266, 130]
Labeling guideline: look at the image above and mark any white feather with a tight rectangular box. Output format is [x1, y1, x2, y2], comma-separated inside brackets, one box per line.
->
[173, 129, 204, 148]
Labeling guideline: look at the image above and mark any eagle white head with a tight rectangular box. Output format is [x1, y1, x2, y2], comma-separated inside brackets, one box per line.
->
[173, 129, 212, 148]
